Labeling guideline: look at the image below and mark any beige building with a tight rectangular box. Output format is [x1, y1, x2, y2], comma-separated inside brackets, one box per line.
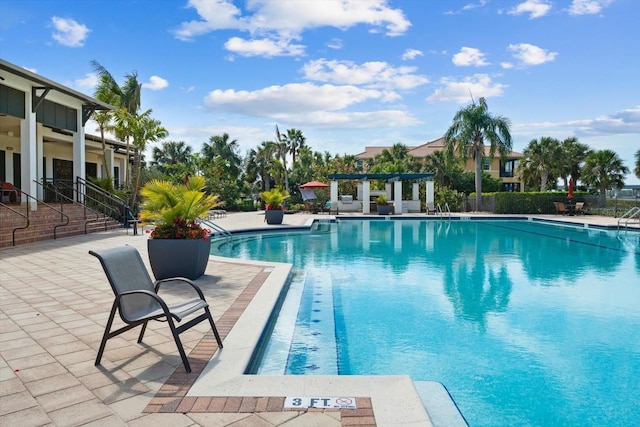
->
[356, 137, 524, 192]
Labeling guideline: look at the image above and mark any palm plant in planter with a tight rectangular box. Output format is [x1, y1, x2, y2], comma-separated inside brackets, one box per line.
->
[140, 176, 220, 280]
[261, 187, 289, 224]
[376, 194, 392, 215]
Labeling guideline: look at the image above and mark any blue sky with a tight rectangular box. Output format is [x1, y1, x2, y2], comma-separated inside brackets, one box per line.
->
[1, 0, 639, 184]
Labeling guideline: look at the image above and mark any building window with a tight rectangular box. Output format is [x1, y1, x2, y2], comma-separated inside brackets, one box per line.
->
[501, 182, 520, 192]
[500, 160, 518, 177]
[482, 158, 490, 171]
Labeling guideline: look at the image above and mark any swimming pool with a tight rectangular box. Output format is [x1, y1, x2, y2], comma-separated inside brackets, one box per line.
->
[211, 218, 640, 426]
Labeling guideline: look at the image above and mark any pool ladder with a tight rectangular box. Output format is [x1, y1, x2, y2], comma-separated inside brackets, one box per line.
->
[198, 218, 233, 240]
[436, 202, 451, 219]
[617, 207, 640, 231]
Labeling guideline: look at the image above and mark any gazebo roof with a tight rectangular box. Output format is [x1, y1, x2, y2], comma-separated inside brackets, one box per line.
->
[328, 173, 434, 182]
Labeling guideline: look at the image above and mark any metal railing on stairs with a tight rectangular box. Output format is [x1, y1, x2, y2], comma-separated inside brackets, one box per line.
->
[0, 186, 69, 246]
[617, 207, 640, 230]
[39, 179, 111, 234]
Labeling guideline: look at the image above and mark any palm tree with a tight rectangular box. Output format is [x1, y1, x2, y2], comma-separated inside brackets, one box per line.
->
[558, 137, 589, 189]
[634, 149, 640, 179]
[444, 97, 512, 210]
[201, 133, 242, 179]
[423, 150, 449, 188]
[91, 60, 141, 187]
[152, 141, 193, 169]
[129, 109, 168, 207]
[517, 137, 562, 191]
[581, 149, 629, 207]
[284, 128, 306, 164]
[274, 125, 290, 192]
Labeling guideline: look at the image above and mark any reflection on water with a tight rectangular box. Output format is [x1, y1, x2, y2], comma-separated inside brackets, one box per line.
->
[214, 220, 640, 427]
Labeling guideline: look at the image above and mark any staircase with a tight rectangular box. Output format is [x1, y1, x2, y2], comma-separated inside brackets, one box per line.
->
[0, 202, 122, 248]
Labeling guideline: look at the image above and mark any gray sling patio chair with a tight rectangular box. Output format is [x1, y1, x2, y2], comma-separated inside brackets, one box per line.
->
[89, 246, 223, 373]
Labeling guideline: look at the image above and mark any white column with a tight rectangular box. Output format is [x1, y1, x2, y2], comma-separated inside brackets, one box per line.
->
[412, 183, 419, 200]
[330, 180, 338, 204]
[426, 181, 435, 212]
[20, 92, 37, 210]
[362, 180, 370, 214]
[36, 124, 43, 195]
[73, 113, 85, 202]
[393, 180, 402, 215]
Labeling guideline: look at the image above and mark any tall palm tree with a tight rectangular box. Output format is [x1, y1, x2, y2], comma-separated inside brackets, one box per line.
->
[129, 109, 168, 207]
[274, 125, 290, 192]
[284, 128, 306, 164]
[444, 97, 512, 210]
[91, 60, 141, 187]
[558, 137, 589, 189]
[634, 149, 640, 179]
[245, 141, 277, 191]
[581, 149, 629, 207]
[92, 79, 119, 180]
[517, 137, 562, 191]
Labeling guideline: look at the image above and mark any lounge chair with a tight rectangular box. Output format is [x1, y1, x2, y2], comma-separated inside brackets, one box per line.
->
[426, 201, 437, 215]
[89, 246, 223, 373]
[574, 202, 585, 215]
[554, 202, 568, 215]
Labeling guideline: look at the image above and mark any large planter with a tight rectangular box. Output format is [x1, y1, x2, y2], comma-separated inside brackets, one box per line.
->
[265, 209, 284, 225]
[148, 238, 211, 280]
[377, 204, 392, 215]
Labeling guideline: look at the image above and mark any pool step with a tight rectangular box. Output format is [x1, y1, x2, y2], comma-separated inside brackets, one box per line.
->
[413, 381, 469, 427]
[286, 268, 338, 375]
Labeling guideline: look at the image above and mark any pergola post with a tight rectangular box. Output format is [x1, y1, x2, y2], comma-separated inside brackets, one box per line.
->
[330, 180, 338, 205]
[362, 180, 370, 214]
[393, 180, 402, 214]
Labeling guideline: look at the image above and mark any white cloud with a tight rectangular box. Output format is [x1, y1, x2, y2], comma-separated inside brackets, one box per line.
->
[203, 82, 418, 128]
[445, 0, 488, 15]
[508, 43, 557, 65]
[51, 17, 90, 47]
[74, 73, 98, 89]
[514, 106, 640, 136]
[426, 74, 507, 103]
[175, 0, 411, 56]
[508, 0, 552, 19]
[142, 76, 169, 91]
[402, 49, 423, 61]
[501, 62, 514, 69]
[302, 59, 428, 90]
[224, 36, 305, 57]
[568, 0, 613, 15]
[327, 38, 343, 50]
[452, 47, 489, 67]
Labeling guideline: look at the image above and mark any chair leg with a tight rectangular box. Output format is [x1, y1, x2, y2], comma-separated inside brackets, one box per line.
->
[137, 321, 149, 343]
[167, 318, 191, 373]
[205, 307, 223, 348]
[95, 303, 118, 366]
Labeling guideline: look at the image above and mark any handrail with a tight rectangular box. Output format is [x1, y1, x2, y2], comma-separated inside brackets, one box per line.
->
[444, 202, 451, 218]
[0, 200, 29, 247]
[1, 184, 70, 244]
[32, 180, 71, 239]
[198, 218, 233, 240]
[617, 207, 640, 230]
[76, 177, 131, 225]
[44, 178, 120, 233]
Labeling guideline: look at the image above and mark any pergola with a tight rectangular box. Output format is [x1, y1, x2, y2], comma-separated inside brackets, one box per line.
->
[328, 173, 435, 214]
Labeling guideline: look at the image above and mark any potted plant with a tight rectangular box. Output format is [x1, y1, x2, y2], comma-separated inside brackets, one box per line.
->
[140, 176, 220, 280]
[376, 194, 392, 215]
[261, 188, 289, 224]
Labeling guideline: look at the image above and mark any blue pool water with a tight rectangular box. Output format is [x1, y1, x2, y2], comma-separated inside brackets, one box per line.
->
[212, 219, 640, 426]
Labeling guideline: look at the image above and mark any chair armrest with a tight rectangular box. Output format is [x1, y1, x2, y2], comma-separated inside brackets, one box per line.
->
[115, 289, 172, 320]
[154, 277, 206, 300]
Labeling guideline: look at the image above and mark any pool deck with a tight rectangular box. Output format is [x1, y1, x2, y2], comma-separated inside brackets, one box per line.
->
[1, 211, 636, 426]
